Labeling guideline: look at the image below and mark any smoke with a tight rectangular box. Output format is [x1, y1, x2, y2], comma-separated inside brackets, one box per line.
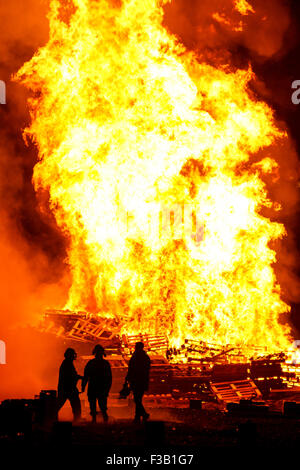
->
[0, 0, 69, 399]
[164, 0, 291, 60]
[0, 210, 67, 399]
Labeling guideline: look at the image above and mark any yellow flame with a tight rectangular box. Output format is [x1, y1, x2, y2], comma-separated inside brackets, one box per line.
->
[16, 0, 291, 351]
[234, 0, 254, 16]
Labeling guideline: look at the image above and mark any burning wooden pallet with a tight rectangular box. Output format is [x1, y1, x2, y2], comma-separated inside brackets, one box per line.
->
[68, 317, 118, 343]
[41, 310, 170, 354]
[122, 333, 169, 353]
[181, 339, 268, 363]
[210, 379, 262, 403]
[42, 310, 121, 345]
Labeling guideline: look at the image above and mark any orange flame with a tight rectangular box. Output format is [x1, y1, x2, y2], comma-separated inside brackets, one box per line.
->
[234, 0, 254, 16]
[16, 0, 292, 350]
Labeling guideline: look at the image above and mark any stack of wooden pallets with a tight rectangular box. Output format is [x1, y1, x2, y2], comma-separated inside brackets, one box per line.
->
[210, 379, 262, 403]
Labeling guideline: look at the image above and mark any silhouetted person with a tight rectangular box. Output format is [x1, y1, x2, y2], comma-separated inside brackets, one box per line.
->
[57, 348, 82, 421]
[82, 344, 112, 423]
[126, 342, 151, 423]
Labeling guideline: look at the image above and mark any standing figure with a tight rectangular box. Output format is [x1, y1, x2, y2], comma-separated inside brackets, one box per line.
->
[57, 348, 82, 422]
[82, 344, 112, 423]
[126, 342, 151, 423]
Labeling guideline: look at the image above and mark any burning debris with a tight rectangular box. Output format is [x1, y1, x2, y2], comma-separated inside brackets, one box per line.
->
[42, 309, 121, 345]
[39, 308, 300, 404]
[14, 0, 299, 353]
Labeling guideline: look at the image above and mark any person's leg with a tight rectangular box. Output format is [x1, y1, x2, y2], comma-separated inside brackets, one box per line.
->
[69, 392, 82, 421]
[135, 389, 149, 420]
[98, 395, 108, 421]
[56, 393, 67, 414]
[88, 395, 97, 423]
[133, 390, 144, 419]
[138, 390, 147, 417]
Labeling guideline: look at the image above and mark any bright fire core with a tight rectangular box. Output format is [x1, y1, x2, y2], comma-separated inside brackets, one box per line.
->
[16, 0, 293, 350]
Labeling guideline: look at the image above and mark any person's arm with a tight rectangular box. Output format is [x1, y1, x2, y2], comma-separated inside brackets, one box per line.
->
[76, 371, 84, 381]
[145, 355, 151, 391]
[81, 362, 89, 392]
[73, 364, 83, 384]
[58, 363, 63, 389]
[145, 355, 151, 374]
[107, 363, 112, 394]
[145, 355, 151, 381]
[125, 356, 133, 382]
[61, 361, 73, 384]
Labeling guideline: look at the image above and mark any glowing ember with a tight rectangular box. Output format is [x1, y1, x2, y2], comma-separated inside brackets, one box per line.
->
[234, 0, 254, 16]
[16, 0, 292, 350]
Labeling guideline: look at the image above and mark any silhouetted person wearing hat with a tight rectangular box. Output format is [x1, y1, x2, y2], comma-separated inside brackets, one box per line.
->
[82, 344, 112, 423]
[57, 348, 82, 421]
[126, 342, 151, 423]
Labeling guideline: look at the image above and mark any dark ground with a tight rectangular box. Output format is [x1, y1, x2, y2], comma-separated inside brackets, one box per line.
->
[70, 408, 300, 448]
[2, 400, 300, 448]
[2, 397, 300, 466]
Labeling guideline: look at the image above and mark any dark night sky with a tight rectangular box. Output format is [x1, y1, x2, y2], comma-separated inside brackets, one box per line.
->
[252, 0, 300, 333]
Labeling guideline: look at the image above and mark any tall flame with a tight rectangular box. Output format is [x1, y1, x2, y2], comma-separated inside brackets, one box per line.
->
[16, 0, 292, 350]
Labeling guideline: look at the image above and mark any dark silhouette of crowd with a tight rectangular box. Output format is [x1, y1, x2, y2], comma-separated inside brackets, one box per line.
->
[57, 342, 151, 424]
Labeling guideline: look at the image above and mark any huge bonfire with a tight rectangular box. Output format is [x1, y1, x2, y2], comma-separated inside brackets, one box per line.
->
[16, 0, 293, 351]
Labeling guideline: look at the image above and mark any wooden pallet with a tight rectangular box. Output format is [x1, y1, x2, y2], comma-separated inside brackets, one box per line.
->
[68, 317, 118, 342]
[122, 334, 169, 353]
[42, 310, 120, 344]
[210, 379, 262, 403]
